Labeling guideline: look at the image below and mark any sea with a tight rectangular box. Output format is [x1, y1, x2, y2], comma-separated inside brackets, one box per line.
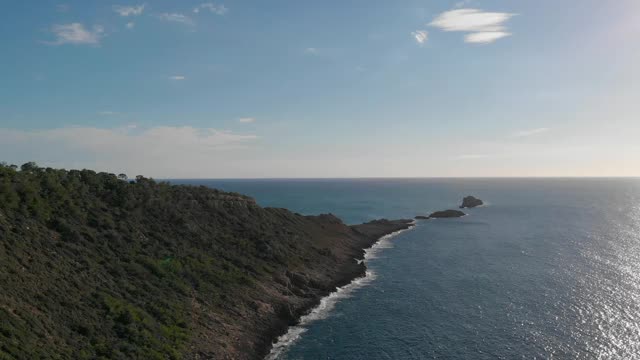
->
[172, 178, 640, 359]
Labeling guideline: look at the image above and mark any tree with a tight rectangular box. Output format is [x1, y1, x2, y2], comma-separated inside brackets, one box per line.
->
[21, 162, 39, 172]
[118, 173, 128, 181]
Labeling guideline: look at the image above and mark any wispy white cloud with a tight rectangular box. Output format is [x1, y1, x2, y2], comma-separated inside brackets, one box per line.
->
[238, 117, 256, 123]
[157, 13, 195, 26]
[430, 9, 513, 32]
[304, 47, 319, 55]
[126, 22, 135, 29]
[511, 127, 550, 138]
[169, 75, 186, 80]
[430, 8, 515, 44]
[455, 154, 489, 160]
[113, 4, 145, 17]
[193, 3, 228, 15]
[98, 111, 119, 116]
[465, 31, 510, 44]
[0, 126, 258, 177]
[411, 30, 428, 45]
[48, 23, 104, 46]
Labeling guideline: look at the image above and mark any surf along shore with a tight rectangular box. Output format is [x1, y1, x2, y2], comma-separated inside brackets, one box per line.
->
[257, 218, 415, 359]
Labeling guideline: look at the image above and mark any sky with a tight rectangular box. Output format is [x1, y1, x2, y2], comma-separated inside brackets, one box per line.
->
[1, 0, 639, 178]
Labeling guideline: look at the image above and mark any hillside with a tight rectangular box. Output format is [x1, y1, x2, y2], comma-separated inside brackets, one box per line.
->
[0, 163, 412, 359]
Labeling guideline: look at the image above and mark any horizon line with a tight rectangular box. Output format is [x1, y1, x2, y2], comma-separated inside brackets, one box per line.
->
[163, 176, 640, 181]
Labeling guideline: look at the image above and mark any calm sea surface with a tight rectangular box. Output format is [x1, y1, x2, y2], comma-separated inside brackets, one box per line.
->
[172, 178, 640, 359]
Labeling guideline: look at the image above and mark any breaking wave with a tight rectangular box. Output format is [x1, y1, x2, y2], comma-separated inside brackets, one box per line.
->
[265, 225, 415, 359]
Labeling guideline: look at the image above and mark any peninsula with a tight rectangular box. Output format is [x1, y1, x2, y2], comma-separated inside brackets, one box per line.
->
[0, 163, 412, 359]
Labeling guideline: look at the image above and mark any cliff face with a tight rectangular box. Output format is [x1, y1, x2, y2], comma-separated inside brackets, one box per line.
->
[0, 165, 411, 359]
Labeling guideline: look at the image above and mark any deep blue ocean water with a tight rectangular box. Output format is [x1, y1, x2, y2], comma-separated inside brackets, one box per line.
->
[172, 178, 640, 359]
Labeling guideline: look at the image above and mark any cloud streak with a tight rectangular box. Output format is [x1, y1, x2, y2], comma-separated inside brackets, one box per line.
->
[157, 13, 195, 26]
[465, 31, 510, 43]
[169, 75, 186, 80]
[0, 126, 258, 177]
[113, 4, 145, 17]
[98, 111, 119, 116]
[511, 127, 550, 138]
[455, 154, 489, 160]
[238, 117, 255, 123]
[430, 8, 515, 44]
[304, 47, 319, 55]
[193, 3, 228, 15]
[48, 23, 104, 46]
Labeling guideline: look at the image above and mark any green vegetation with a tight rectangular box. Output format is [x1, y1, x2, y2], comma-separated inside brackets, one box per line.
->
[0, 163, 324, 359]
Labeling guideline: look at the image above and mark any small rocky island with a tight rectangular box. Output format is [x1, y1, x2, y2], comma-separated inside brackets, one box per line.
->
[416, 196, 485, 220]
[460, 195, 483, 208]
[415, 209, 466, 220]
[428, 209, 467, 218]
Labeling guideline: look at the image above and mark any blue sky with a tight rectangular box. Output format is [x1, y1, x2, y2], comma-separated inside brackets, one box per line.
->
[1, 0, 639, 177]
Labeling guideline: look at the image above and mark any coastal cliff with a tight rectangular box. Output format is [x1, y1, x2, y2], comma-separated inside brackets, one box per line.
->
[0, 164, 412, 359]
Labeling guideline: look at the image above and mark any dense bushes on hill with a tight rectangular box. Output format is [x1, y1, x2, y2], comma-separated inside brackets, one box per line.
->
[0, 163, 411, 359]
[0, 163, 264, 358]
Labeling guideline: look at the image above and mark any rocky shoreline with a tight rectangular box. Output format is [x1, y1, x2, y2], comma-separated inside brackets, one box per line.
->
[257, 218, 414, 359]
[261, 198, 486, 358]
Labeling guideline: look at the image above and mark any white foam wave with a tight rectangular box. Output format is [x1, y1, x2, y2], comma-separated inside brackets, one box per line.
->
[265, 224, 415, 360]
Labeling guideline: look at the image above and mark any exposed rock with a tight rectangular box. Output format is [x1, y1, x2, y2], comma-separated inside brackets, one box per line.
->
[428, 209, 466, 218]
[414, 215, 430, 220]
[351, 219, 414, 238]
[286, 270, 309, 288]
[460, 195, 483, 208]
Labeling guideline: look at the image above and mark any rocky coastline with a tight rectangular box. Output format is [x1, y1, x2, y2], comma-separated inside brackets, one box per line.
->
[0, 164, 418, 360]
[265, 197, 486, 357]
[0, 165, 487, 360]
[256, 218, 414, 359]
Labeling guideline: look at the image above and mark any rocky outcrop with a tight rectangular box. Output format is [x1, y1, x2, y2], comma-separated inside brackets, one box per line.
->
[428, 209, 466, 218]
[460, 196, 483, 208]
[257, 217, 414, 358]
[415, 210, 467, 219]
[351, 219, 414, 238]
